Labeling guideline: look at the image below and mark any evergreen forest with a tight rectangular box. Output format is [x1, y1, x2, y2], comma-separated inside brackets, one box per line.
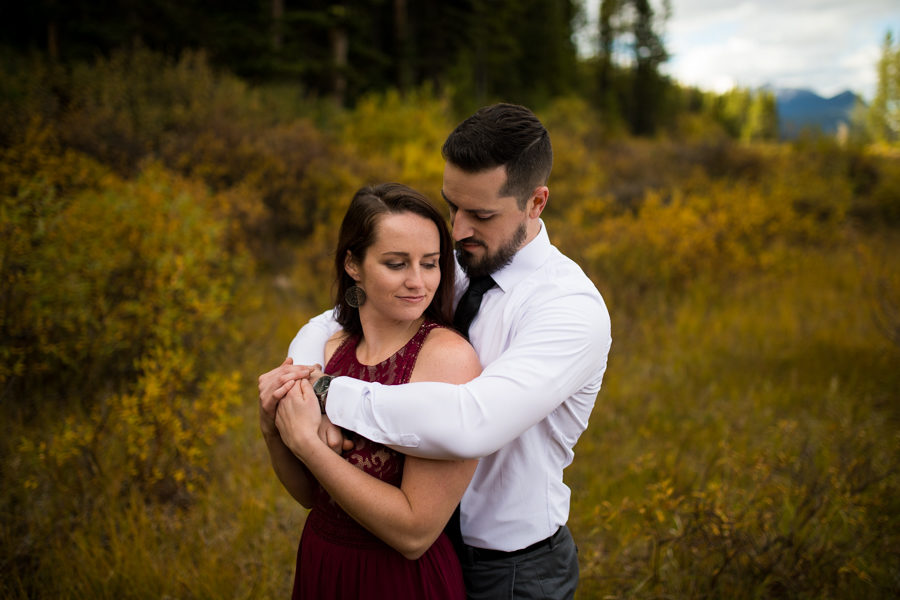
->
[2, 2, 899, 598]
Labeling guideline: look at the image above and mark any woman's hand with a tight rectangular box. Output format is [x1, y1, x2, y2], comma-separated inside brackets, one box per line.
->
[258, 358, 320, 438]
[276, 378, 325, 461]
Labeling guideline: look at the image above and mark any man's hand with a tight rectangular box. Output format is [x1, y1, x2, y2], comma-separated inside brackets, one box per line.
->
[258, 357, 320, 438]
[318, 416, 356, 455]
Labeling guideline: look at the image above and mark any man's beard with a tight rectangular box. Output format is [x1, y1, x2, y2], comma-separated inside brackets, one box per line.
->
[455, 221, 527, 278]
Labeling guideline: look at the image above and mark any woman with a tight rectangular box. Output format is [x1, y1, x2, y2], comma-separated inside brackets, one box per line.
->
[262, 183, 481, 599]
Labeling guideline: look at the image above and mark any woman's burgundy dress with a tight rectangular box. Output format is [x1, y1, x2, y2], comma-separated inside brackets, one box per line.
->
[291, 320, 465, 599]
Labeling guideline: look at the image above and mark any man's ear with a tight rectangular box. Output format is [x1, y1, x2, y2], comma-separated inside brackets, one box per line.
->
[344, 250, 361, 281]
[527, 186, 549, 219]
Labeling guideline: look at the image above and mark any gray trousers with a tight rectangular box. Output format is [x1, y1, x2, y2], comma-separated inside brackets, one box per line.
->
[457, 525, 579, 600]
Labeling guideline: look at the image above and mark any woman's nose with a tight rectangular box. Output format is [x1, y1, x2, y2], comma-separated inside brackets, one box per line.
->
[406, 266, 424, 288]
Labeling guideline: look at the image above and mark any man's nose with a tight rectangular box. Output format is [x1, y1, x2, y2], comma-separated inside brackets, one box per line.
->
[451, 211, 472, 241]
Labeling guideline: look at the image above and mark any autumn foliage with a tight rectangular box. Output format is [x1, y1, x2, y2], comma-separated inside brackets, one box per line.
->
[2, 49, 899, 598]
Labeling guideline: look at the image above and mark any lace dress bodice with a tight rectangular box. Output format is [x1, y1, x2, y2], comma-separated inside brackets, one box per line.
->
[305, 319, 441, 548]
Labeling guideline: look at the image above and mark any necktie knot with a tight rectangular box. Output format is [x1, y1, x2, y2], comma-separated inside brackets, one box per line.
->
[453, 276, 495, 338]
[468, 275, 495, 295]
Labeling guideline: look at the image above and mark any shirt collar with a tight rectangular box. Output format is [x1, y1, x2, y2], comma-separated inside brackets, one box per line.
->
[490, 220, 551, 293]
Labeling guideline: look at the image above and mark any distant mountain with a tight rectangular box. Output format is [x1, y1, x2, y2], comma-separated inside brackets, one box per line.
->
[769, 87, 861, 139]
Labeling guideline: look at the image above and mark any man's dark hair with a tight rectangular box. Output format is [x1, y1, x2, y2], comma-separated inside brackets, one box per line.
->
[441, 103, 552, 208]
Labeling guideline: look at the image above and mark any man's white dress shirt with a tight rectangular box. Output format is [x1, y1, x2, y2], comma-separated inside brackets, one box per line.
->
[288, 222, 611, 551]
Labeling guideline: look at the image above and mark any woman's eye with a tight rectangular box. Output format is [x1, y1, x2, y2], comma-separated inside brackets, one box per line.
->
[386, 263, 405, 270]
[422, 262, 438, 269]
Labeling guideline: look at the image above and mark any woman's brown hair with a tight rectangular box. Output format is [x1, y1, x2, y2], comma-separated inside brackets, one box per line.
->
[333, 183, 455, 337]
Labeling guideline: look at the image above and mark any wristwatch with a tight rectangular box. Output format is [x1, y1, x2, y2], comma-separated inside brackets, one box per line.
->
[313, 375, 335, 414]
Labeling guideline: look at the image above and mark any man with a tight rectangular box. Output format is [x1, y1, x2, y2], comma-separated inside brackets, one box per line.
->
[259, 103, 611, 599]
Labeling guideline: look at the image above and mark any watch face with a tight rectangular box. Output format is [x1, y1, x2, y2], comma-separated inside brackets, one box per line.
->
[313, 376, 333, 414]
[313, 375, 331, 397]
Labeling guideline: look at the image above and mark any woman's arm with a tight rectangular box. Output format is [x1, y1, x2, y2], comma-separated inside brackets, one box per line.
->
[262, 421, 316, 508]
[259, 358, 317, 507]
[259, 327, 347, 508]
[276, 330, 481, 559]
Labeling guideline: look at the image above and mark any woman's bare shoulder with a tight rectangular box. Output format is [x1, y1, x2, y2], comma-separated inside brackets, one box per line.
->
[323, 330, 350, 366]
[411, 326, 481, 384]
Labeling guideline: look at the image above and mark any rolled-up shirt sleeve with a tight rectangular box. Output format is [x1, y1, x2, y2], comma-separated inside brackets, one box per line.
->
[326, 289, 611, 460]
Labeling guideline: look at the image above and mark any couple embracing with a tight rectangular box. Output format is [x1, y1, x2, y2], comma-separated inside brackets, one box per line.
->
[258, 103, 611, 600]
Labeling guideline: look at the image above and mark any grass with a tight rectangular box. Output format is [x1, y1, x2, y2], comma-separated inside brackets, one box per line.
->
[4, 47, 899, 597]
[3, 229, 897, 599]
[568, 232, 900, 598]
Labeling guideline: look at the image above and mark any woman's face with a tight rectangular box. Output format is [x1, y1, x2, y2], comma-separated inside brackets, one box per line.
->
[347, 211, 442, 324]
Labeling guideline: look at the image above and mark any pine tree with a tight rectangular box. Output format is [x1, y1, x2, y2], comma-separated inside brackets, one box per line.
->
[595, 0, 671, 135]
[866, 30, 900, 145]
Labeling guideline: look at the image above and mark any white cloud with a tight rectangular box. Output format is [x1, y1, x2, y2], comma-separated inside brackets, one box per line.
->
[657, 0, 900, 99]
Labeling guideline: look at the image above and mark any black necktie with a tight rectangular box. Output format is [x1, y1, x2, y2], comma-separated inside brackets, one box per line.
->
[453, 275, 495, 338]
[446, 275, 494, 554]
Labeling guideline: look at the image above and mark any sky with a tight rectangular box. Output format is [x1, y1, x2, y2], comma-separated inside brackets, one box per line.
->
[581, 0, 900, 101]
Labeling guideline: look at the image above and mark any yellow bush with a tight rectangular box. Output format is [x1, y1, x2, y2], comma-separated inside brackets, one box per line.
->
[4, 52, 900, 598]
[275, 87, 457, 314]
[338, 87, 452, 198]
[2, 82, 280, 599]
[2, 122, 250, 505]
[539, 97, 612, 217]
[0, 120, 112, 385]
[563, 155, 847, 307]
[3, 48, 387, 271]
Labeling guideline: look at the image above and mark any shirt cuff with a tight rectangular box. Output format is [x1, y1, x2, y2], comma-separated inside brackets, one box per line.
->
[325, 377, 421, 448]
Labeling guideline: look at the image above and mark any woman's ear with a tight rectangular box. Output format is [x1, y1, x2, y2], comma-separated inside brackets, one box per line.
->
[344, 250, 361, 281]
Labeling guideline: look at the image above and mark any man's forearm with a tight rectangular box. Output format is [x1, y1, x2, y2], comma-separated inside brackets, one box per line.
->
[325, 375, 567, 460]
[325, 293, 612, 460]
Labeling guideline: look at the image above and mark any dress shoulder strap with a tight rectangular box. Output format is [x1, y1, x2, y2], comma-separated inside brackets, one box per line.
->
[324, 320, 446, 385]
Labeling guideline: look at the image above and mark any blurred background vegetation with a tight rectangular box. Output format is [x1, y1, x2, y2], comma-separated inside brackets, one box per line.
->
[1, 1, 899, 598]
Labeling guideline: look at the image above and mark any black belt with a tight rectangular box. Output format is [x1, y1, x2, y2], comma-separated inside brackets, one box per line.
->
[465, 527, 561, 562]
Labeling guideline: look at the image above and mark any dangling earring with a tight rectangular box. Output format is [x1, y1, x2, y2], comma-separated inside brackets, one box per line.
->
[345, 285, 367, 308]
